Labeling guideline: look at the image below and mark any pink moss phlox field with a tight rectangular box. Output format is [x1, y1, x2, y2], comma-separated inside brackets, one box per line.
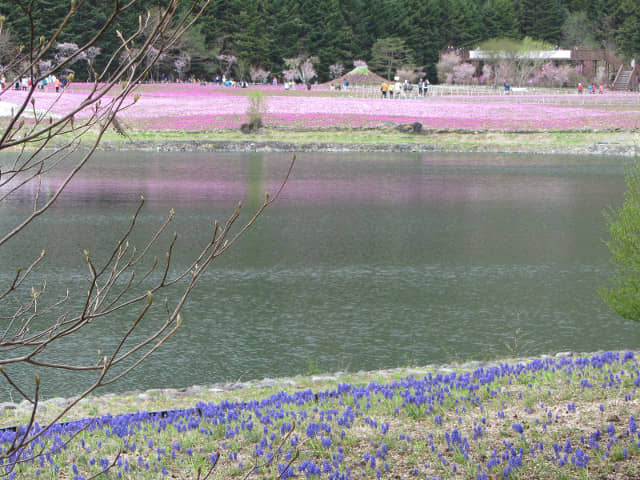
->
[2, 83, 640, 131]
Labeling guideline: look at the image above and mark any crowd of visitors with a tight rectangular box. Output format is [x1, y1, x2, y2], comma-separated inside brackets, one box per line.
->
[1, 74, 68, 92]
[380, 78, 430, 98]
[577, 82, 606, 94]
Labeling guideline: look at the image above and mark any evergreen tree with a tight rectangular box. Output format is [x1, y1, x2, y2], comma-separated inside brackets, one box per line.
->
[0, 0, 636, 82]
[309, 0, 356, 80]
[405, 0, 443, 80]
[483, 0, 520, 39]
[615, 0, 640, 59]
[362, 0, 407, 40]
[178, 23, 220, 80]
[369, 37, 414, 79]
[439, 0, 486, 48]
[519, 0, 566, 43]
[339, 0, 372, 56]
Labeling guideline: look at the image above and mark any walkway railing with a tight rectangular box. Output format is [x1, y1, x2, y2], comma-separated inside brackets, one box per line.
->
[328, 84, 640, 105]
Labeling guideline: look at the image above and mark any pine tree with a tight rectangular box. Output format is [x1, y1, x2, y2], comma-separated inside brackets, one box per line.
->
[519, 0, 566, 42]
[483, 0, 520, 39]
[615, 0, 640, 59]
[439, 0, 486, 48]
[405, 0, 443, 79]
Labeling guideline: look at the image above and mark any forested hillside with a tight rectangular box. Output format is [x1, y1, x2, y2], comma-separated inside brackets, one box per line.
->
[0, 0, 637, 82]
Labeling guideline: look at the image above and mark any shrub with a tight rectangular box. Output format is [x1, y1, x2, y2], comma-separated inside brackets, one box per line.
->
[242, 89, 267, 133]
[600, 162, 640, 320]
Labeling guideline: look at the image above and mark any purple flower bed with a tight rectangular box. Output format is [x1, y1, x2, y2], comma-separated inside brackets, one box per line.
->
[2, 351, 639, 479]
[2, 84, 639, 131]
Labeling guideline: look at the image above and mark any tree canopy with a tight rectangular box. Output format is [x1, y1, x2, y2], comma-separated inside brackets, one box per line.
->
[0, 0, 638, 82]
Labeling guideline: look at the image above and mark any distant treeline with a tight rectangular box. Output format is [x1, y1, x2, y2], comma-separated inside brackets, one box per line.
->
[0, 0, 637, 82]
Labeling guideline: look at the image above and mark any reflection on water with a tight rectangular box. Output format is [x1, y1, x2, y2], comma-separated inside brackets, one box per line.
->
[0, 151, 635, 400]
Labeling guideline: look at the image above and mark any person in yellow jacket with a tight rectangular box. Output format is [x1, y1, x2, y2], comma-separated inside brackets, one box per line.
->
[380, 81, 388, 98]
[389, 81, 395, 99]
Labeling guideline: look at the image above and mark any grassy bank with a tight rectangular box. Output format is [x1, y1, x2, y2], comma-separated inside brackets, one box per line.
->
[76, 127, 640, 156]
[2, 351, 640, 479]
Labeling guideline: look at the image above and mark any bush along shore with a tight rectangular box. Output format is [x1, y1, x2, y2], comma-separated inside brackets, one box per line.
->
[1, 350, 640, 479]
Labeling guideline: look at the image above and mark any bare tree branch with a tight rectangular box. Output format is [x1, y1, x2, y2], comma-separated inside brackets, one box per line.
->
[0, 0, 293, 474]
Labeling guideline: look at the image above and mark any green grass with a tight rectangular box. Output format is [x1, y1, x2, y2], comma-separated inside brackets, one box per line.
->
[4, 108, 638, 155]
[63, 127, 640, 156]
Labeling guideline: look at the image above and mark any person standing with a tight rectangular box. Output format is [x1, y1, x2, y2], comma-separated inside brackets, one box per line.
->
[380, 81, 388, 98]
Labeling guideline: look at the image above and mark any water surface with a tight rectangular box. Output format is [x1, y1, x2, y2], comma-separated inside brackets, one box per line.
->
[0, 151, 635, 400]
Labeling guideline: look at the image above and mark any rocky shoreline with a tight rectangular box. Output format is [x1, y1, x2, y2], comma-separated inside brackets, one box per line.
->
[95, 139, 640, 157]
[2, 349, 636, 422]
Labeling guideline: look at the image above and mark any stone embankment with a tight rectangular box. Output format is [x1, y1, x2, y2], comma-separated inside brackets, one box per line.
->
[100, 140, 446, 153]
[96, 139, 640, 157]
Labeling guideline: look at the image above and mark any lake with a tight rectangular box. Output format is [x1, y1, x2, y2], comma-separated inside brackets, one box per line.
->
[0, 151, 637, 400]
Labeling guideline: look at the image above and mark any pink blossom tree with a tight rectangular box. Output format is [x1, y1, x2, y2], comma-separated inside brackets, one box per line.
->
[596, 66, 607, 85]
[396, 66, 417, 82]
[216, 54, 237, 79]
[282, 68, 297, 82]
[145, 46, 167, 81]
[329, 63, 344, 79]
[481, 64, 493, 85]
[477, 37, 556, 87]
[37, 59, 53, 76]
[84, 46, 101, 81]
[174, 52, 191, 81]
[453, 63, 476, 84]
[299, 59, 317, 83]
[250, 66, 270, 83]
[436, 52, 461, 83]
[531, 62, 571, 87]
[53, 42, 86, 72]
[283, 55, 319, 84]
[495, 60, 516, 85]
